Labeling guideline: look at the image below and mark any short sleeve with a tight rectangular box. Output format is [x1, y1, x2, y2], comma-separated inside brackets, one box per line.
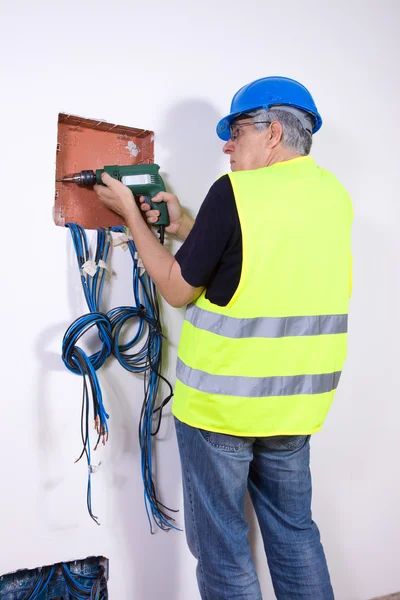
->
[175, 175, 237, 288]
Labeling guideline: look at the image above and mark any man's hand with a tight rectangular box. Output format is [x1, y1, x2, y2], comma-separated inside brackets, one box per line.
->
[140, 192, 194, 240]
[93, 173, 136, 218]
[94, 173, 202, 308]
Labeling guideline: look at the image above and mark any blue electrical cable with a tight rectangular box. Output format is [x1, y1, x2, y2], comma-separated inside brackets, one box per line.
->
[21, 566, 55, 600]
[61, 563, 107, 599]
[62, 224, 112, 524]
[63, 223, 177, 531]
[20, 562, 107, 600]
[110, 226, 178, 532]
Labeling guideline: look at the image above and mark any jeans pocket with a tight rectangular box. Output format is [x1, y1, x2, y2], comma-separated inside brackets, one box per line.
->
[199, 429, 250, 452]
[274, 435, 310, 451]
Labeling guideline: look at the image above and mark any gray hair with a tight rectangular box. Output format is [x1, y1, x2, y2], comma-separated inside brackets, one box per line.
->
[249, 108, 313, 156]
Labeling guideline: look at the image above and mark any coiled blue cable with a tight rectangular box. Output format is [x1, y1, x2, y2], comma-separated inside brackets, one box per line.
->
[62, 224, 112, 524]
[110, 226, 178, 532]
[63, 224, 177, 531]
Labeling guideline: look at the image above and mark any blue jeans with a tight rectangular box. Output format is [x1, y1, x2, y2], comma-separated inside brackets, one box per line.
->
[175, 418, 334, 600]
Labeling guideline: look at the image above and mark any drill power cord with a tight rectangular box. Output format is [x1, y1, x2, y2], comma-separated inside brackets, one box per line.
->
[62, 223, 177, 531]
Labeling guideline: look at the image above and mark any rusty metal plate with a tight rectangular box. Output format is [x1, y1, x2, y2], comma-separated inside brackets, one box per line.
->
[54, 113, 154, 229]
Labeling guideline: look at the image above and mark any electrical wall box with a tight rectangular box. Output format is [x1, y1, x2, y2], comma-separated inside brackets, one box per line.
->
[54, 113, 154, 229]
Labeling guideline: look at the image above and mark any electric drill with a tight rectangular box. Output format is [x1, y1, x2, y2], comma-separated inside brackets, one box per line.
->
[57, 163, 169, 243]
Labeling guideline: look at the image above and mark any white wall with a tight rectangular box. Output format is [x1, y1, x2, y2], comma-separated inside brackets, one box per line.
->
[0, 0, 399, 598]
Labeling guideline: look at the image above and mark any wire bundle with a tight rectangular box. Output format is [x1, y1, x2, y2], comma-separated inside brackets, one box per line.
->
[61, 563, 107, 599]
[63, 223, 177, 531]
[62, 224, 113, 524]
[22, 566, 55, 600]
[110, 226, 177, 532]
[20, 563, 106, 600]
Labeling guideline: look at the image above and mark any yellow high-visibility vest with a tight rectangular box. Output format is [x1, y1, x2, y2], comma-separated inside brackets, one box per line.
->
[172, 157, 353, 436]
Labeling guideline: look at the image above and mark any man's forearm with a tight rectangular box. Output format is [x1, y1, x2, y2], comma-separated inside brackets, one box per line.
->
[123, 204, 201, 307]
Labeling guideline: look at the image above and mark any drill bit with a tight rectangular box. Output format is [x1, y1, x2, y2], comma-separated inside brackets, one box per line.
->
[57, 174, 82, 183]
[56, 170, 97, 186]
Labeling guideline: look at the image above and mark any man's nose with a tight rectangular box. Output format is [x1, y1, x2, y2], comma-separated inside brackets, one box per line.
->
[223, 139, 234, 154]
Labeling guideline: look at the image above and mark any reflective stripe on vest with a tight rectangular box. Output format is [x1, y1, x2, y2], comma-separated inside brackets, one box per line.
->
[177, 358, 342, 397]
[185, 304, 348, 339]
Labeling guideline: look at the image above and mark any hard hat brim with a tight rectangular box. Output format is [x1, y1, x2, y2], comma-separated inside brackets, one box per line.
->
[216, 114, 238, 141]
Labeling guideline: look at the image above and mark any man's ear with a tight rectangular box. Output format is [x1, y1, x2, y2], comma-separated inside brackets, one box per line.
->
[268, 121, 283, 148]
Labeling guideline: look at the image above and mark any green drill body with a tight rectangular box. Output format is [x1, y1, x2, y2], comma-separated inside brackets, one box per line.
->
[59, 163, 170, 228]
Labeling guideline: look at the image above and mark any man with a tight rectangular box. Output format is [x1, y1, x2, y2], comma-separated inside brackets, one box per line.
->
[94, 76, 352, 600]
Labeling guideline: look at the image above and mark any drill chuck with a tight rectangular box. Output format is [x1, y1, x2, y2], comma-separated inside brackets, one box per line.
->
[78, 170, 97, 186]
[57, 170, 96, 186]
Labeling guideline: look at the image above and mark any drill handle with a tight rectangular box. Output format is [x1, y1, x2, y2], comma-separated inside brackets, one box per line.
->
[146, 196, 170, 228]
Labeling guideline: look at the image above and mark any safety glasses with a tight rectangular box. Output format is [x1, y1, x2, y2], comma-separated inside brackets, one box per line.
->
[229, 121, 271, 141]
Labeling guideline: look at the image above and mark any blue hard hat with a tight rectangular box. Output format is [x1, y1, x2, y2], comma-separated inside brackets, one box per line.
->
[216, 76, 322, 141]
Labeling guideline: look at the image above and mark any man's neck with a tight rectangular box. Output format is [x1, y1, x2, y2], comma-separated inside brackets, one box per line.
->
[265, 148, 302, 167]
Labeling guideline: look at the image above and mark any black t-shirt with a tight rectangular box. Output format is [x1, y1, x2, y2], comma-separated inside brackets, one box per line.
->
[175, 175, 242, 307]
